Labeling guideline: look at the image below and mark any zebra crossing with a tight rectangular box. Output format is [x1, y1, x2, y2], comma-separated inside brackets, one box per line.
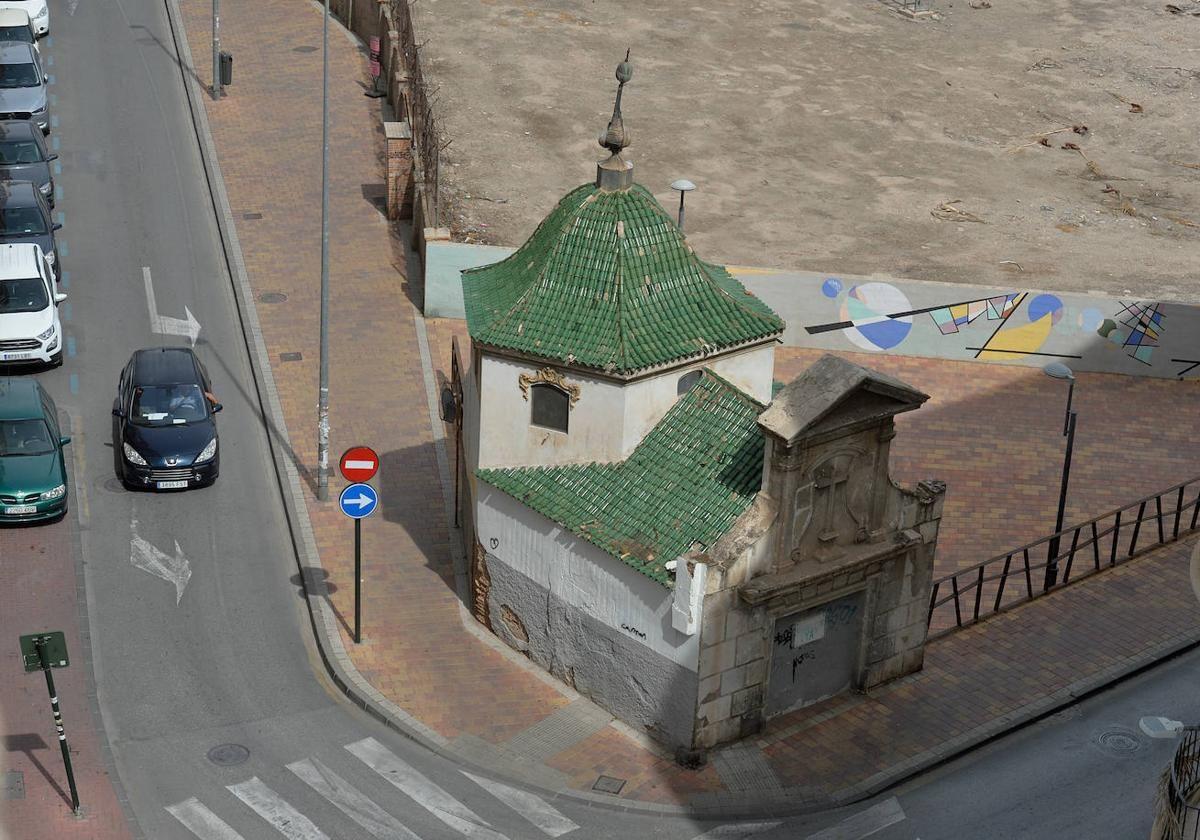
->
[164, 734, 903, 840]
[166, 736, 576, 840]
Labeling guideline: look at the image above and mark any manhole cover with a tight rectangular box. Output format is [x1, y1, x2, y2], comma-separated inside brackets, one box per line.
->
[280, 352, 303, 362]
[592, 775, 625, 794]
[293, 45, 318, 53]
[259, 292, 287, 304]
[1096, 728, 1142, 755]
[207, 744, 250, 766]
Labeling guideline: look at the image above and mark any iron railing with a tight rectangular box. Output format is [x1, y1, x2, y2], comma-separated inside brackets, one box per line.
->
[388, 0, 445, 227]
[1158, 727, 1200, 840]
[926, 475, 1200, 638]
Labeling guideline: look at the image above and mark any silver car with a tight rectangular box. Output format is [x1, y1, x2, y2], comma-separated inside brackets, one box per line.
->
[0, 43, 45, 133]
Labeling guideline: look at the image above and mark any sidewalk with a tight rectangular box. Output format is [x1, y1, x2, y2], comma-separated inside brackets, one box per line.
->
[173, 0, 1200, 817]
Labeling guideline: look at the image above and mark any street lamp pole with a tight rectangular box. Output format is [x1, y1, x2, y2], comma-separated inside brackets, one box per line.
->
[211, 0, 221, 100]
[316, 0, 331, 501]
[1043, 362, 1077, 589]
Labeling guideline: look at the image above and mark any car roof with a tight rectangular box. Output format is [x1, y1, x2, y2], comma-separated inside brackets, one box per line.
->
[0, 180, 41, 205]
[0, 10, 31, 25]
[0, 119, 37, 140]
[0, 41, 33, 62]
[0, 241, 42, 278]
[0, 376, 46, 420]
[131, 347, 202, 385]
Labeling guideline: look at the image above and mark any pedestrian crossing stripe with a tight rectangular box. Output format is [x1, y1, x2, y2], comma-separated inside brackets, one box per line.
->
[461, 770, 579, 837]
[165, 798, 245, 839]
[288, 756, 422, 840]
[346, 736, 513, 840]
[227, 777, 330, 840]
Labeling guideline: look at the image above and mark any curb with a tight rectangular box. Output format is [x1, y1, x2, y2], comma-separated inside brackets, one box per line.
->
[160, 0, 1200, 823]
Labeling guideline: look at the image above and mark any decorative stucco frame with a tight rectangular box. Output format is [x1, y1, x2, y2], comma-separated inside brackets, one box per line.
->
[518, 367, 581, 407]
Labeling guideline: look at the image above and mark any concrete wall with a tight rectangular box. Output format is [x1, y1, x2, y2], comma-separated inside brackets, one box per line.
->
[477, 485, 700, 746]
[433, 244, 1200, 379]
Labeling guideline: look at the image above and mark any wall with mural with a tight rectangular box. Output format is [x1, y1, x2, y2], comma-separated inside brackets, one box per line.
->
[749, 269, 1193, 379]
[429, 243, 1199, 379]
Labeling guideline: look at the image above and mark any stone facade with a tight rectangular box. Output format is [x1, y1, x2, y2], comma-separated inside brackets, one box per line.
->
[687, 356, 946, 750]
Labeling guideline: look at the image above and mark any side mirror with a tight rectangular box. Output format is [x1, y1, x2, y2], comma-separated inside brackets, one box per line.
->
[111, 407, 124, 418]
[212, 403, 223, 413]
[53, 292, 66, 304]
[51, 222, 62, 231]
[59, 436, 71, 446]
[47, 153, 58, 161]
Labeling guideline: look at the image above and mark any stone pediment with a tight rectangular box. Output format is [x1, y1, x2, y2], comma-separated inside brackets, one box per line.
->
[757, 354, 928, 444]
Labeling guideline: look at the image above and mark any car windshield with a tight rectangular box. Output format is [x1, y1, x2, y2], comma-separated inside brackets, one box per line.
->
[131, 384, 208, 426]
[0, 61, 38, 88]
[0, 275, 47, 313]
[0, 27, 33, 44]
[0, 140, 40, 164]
[0, 418, 54, 456]
[0, 206, 45, 234]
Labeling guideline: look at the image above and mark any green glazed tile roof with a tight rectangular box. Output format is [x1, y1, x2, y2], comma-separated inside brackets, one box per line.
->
[477, 371, 765, 586]
[462, 183, 784, 375]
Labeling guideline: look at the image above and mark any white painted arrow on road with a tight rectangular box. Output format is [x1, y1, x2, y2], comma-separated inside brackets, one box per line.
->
[143, 266, 201, 345]
[131, 516, 192, 604]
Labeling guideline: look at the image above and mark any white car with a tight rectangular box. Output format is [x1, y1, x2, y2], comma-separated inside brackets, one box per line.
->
[0, 242, 64, 367]
[0, 10, 38, 53]
[0, 2, 46, 37]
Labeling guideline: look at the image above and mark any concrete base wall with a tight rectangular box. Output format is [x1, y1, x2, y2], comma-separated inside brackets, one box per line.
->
[485, 555, 699, 749]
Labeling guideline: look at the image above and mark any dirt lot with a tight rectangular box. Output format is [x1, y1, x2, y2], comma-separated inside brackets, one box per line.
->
[411, 0, 1200, 298]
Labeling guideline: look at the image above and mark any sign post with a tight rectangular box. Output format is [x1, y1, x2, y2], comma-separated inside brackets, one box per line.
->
[19, 631, 79, 814]
[365, 36, 386, 98]
[339, 447, 379, 644]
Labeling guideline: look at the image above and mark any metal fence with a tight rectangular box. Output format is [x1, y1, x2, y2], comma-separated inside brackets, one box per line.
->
[926, 475, 1200, 638]
[1158, 727, 1200, 840]
[388, 0, 444, 227]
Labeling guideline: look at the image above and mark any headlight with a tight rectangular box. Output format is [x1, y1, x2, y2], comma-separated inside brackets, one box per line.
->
[195, 438, 217, 463]
[36, 325, 54, 341]
[44, 251, 54, 265]
[34, 6, 48, 19]
[123, 442, 147, 466]
[40, 484, 65, 500]
[32, 105, 45, 115]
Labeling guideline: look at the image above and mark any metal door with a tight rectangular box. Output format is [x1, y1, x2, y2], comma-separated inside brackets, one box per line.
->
[765, 590, 864, 717]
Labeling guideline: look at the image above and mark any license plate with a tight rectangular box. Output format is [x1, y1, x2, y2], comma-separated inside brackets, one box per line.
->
[4, 505, 37, 514]
[156, 480, 189, 490]
[1, 353, 32, 361]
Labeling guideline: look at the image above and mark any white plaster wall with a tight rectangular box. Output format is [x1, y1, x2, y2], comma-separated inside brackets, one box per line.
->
[477, 355, 627, 468]
[477, 484, 700, 671]
[620, 343, 777, 456]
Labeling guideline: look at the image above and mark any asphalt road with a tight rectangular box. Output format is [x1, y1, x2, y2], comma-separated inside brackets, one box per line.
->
[14, 1, 1191, 839]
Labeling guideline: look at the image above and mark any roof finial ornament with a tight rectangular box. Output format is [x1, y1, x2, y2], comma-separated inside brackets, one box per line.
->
[596, 50, 635, 191]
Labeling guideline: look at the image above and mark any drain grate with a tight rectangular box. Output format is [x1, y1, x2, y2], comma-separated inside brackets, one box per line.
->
[258, 292, 287, 304]
[1096, 727, 1142, 755]
[293, 45, 318, 53]
[242, 212, 264, 220]
[207, 744, 250, 766]
[280, 352, 303, 362]
[592, 775, 625, 795]
[3, 771, 23, 800]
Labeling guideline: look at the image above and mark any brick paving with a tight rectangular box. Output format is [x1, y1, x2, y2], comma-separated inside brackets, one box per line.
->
[171, 0, 1200, 814]
[0, 521, 134, 839]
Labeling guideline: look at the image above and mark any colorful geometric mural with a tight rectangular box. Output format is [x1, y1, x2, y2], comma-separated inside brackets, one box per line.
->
[928, 294, 1021, 335]
[836, 283, 914, 351]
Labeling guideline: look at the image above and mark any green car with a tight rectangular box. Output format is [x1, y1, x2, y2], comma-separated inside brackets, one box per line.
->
[0, 376, 69, 523]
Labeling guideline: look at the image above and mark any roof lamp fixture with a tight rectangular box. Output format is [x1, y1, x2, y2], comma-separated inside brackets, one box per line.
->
[670, 179, 696, 231]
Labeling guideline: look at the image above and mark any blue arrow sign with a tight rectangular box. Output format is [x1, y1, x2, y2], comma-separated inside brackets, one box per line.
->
[339, 483, 378, 519]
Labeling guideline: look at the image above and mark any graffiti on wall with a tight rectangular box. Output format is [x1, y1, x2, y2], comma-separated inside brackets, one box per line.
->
[804, 278, 1174, 372]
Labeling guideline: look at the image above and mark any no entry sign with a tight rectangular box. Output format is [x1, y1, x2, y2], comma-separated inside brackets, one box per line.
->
[340, 446, 379, 483]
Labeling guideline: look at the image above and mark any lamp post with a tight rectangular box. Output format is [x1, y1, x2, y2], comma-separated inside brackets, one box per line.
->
[211, 0, 221, 100]
[316, 0, 332, 500]
[670, 179, 695, 231]
[1043, 362, 1077, 589]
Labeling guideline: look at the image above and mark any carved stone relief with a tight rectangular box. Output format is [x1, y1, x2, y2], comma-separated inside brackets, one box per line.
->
[518, 367, 581, 406]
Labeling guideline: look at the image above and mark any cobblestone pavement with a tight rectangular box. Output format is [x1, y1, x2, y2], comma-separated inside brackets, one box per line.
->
[167, 0, 1200, 814]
